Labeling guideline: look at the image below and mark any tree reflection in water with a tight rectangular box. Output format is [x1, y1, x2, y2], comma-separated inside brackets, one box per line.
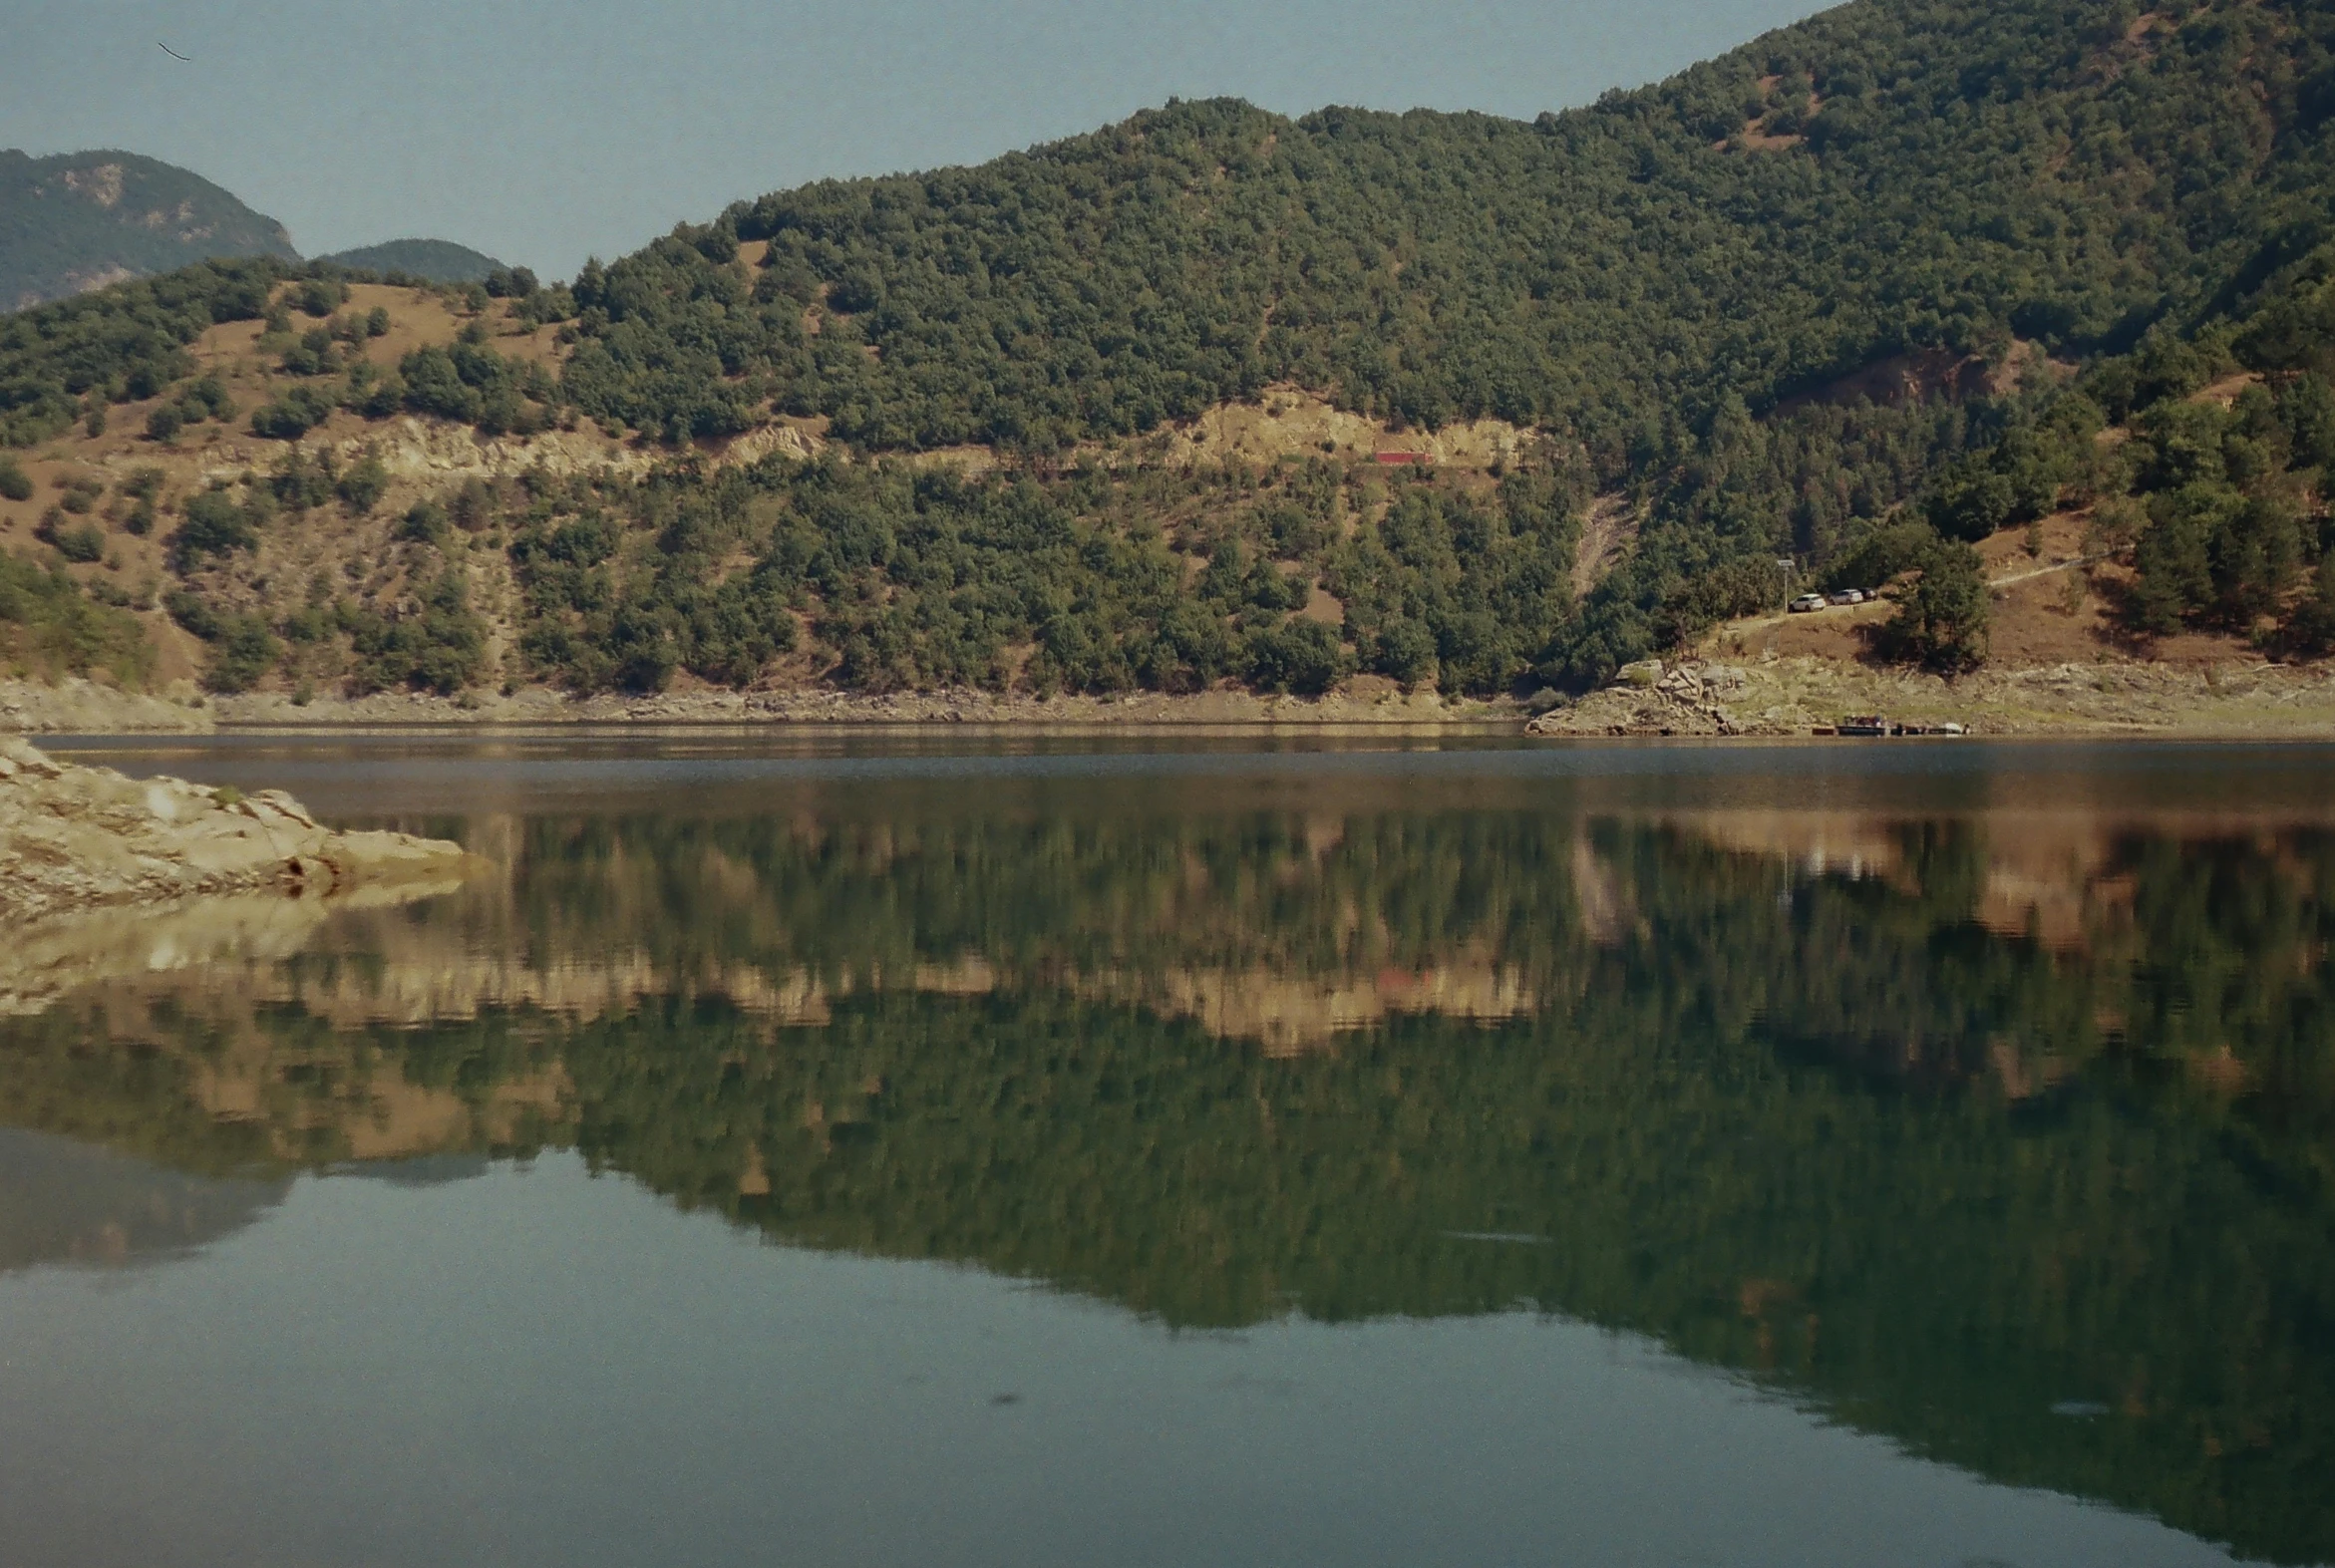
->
[3, 803, 2331, 1562]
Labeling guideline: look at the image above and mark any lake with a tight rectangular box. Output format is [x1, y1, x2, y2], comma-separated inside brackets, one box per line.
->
[4, 732, 2331, 1567]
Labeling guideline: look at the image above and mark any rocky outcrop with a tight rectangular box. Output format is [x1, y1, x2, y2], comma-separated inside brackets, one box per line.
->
[1528, 661, 1763, 737]
[1525, 654, 2335, 739]
[0, 738, 467, 925]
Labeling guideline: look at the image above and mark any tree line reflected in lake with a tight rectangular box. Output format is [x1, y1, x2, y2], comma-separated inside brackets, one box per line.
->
[3, 798, 2333, 1561]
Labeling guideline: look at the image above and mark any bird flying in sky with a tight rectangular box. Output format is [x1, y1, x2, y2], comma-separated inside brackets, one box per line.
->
[157, 42, 192, 62]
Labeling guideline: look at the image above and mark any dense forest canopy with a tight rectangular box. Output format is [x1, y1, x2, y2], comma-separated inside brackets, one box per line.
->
[571, 0, 2335, 455]
[4, 0, 2335, 694]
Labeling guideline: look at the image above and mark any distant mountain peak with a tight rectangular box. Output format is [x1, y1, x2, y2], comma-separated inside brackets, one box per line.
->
[0, 150, 297, 311]
[0, 151, 511, 310]
[314, 238, 506, 285]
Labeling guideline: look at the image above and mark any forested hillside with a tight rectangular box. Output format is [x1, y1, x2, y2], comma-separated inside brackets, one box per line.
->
[3, 0, 2333, 700]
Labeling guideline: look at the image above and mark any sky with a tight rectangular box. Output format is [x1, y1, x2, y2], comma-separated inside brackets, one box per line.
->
[3, 0, 1829, 279]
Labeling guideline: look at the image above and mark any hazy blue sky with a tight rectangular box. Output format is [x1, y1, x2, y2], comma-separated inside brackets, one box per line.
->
[5, 0, 1828, 278]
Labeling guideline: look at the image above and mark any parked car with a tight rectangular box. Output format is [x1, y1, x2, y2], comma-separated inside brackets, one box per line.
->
[1827, 589, 1863, 606]
[1789, 593, 1827, 613]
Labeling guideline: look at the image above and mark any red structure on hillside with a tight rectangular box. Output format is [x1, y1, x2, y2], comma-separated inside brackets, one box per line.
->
[1374, 451, 1431, 465]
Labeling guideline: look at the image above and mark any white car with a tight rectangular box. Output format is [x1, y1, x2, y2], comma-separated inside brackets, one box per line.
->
[1827, 589, 1863, 606]
[1789, 593, 1827, 613]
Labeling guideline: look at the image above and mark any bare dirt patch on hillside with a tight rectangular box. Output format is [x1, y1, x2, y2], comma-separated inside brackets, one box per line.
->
[1772, 340, 2070, 419]
[1571, 493, 1637, 598]
[1091, 387, 1533, 472]
[1775, 349, 1991, 416]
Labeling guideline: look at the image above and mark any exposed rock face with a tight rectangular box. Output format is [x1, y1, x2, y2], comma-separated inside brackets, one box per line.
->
[1524, 655, 2335, 739]
[0, 738, 466, 925]
[1529, 661, 1760, 737]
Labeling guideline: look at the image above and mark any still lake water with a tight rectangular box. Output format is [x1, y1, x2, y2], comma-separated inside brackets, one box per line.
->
[5, 731, 2334, 1567]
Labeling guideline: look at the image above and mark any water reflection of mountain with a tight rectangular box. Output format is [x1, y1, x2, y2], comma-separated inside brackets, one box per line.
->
[0, 1128, 286, 1274]
[2, 806, 2333, 1561]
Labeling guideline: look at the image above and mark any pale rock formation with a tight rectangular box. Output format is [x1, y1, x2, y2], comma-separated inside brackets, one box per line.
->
[0, 737, 467, 925]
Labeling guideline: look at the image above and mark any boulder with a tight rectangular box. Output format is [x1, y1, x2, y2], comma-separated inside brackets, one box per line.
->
[0, 740, 469, 925]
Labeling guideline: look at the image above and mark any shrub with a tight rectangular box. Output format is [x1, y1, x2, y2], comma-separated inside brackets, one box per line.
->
[448, 476, 497, 531]
[298, 278, 347, 318]
[202, 616, 280, 693]
[167, 586, 278, 691]
[0, 460, 31, 502]
[356, 374, 406, 420]
[1246, 617, 1349, 695]
[249, 385, 337, 440]
[1370, 618, 1439, 688]
[146, 404, 184, 443]
[34, 514, 106, 563]
[183, 375, 234, 422]
[173, 488, 260, 564]
[164, 587, 224, 640]
[278, 327, 339, 377]
[401, 500, 450, 544]
[1869, 541, 1988, 672]
[269, 449, 338, 512]
[399, 345, 481, 423]
[336, 453, 391, 514]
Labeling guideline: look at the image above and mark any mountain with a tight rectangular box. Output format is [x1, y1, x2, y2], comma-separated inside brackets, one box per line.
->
[0, 150, 503, 306]
[0, 1128, 285, 1276]
[1, 0, 2332, 705]
[549, 0, 2334, 454]
[0, 150, 297, 311]
[313, 238, 504, 284]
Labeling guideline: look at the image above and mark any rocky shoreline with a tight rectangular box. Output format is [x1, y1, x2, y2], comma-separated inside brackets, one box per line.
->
[12, 655, 2335, 741]
[0, 677, 1513, 733]
[0, 737, 468, 925]
[1524, 656, 2335, 739]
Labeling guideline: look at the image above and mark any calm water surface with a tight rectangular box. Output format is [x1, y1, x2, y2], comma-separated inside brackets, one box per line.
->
[6, 733, 2334, 1567]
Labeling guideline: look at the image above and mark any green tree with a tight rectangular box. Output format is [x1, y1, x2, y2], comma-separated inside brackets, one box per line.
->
[1875, 541, 1988, 671]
